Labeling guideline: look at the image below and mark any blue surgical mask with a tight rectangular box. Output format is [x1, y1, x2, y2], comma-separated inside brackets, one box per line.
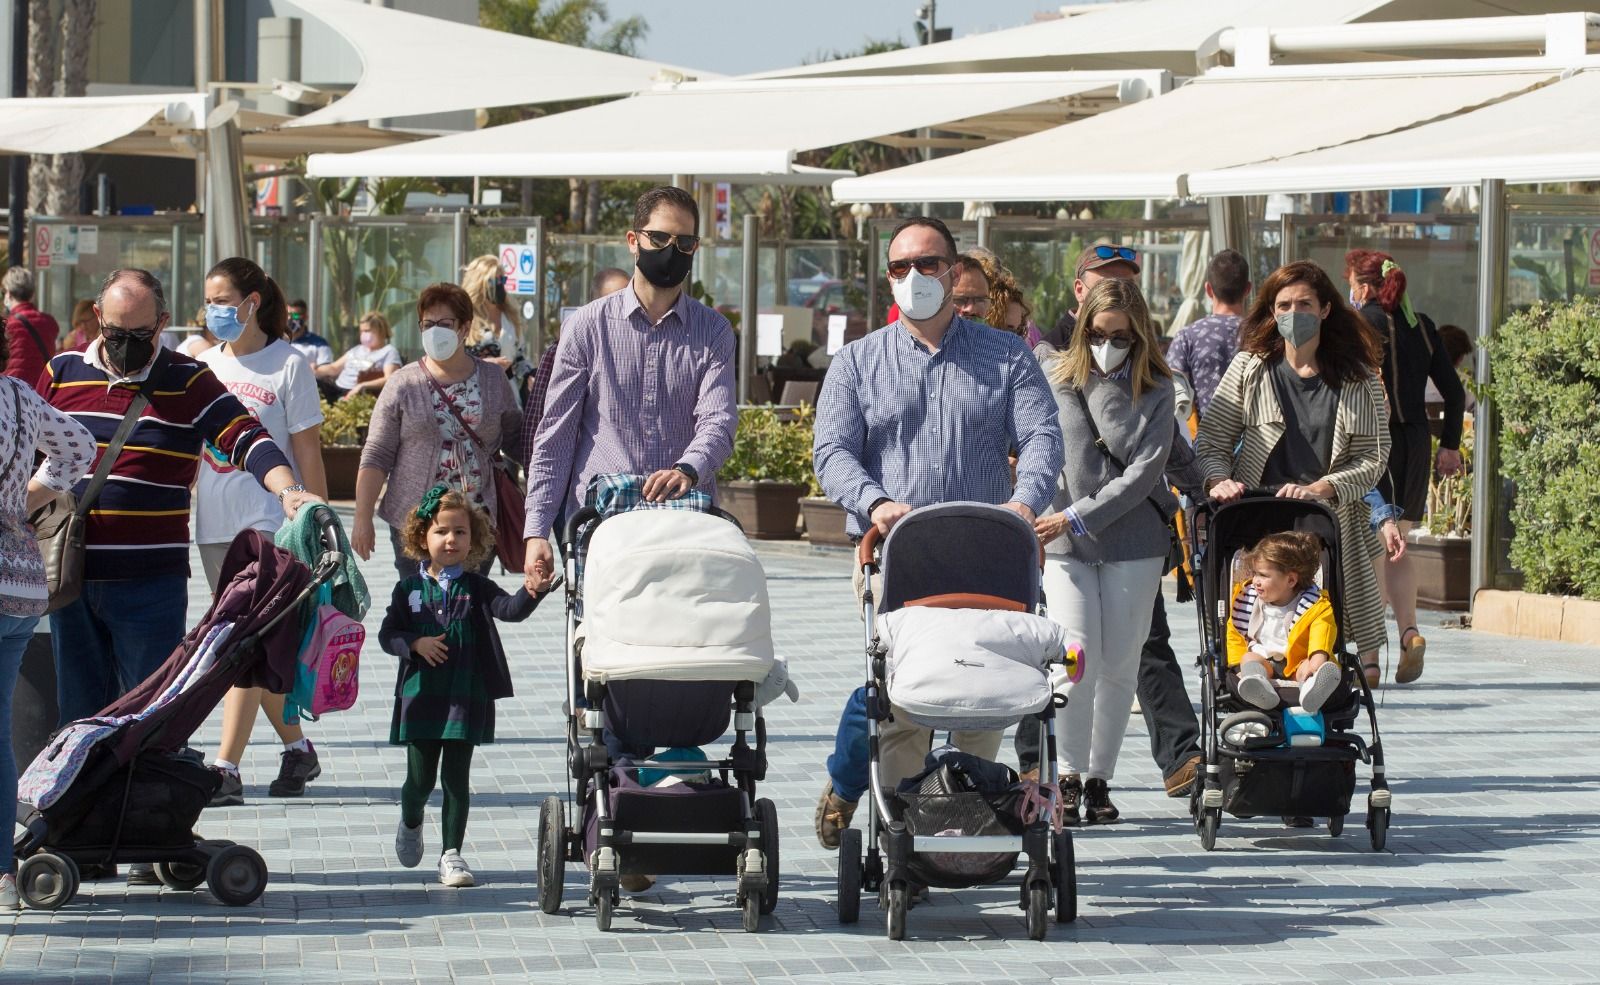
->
[205, 300, 253, 343]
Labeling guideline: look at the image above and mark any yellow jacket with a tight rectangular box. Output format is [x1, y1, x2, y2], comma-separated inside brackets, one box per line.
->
[1226, 581, 1338, 678]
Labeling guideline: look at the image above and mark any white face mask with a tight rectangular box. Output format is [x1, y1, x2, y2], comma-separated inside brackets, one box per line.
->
[421, 325, 460, 362]
[890, 267, 948, 322]
[1091, 340, 1130, 375]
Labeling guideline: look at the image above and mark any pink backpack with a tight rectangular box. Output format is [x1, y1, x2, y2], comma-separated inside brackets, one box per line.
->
[303, 602, 364, 717]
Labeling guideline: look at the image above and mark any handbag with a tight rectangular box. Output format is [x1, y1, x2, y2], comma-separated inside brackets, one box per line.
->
[30, 375, 156, 613]
[423, 364, 526, 572]
[1072, 387, 1193, 603]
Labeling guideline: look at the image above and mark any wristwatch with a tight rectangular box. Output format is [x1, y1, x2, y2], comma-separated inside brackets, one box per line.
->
[276, 482, 307, 501]
[673, 462, 699, 484]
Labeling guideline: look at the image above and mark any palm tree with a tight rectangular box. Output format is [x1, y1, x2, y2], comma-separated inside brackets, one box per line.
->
[26, 0, 96, 218]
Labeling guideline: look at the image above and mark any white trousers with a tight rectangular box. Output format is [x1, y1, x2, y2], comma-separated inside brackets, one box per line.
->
[1048, 555, 1164, 782]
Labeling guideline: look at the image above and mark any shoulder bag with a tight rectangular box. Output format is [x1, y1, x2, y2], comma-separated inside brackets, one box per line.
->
[1073, 387, 1193, 603]
[30, 375, 157, 613]
[423, 364, 526, 573]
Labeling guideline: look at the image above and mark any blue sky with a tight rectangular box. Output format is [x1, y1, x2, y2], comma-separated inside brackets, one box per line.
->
[601, 0, 1079, 75]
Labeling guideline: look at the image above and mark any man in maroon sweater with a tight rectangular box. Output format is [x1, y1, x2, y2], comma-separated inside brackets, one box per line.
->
[3, 267, 57, 386]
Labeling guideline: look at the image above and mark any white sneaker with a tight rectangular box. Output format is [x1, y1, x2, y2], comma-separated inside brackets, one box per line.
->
[395, 819, 424, 868]
[0, 873, 18, 910]
[1236, 671, 1280, 711]
[1299, 663, 1343, 714]
[438, 850, 475, 887]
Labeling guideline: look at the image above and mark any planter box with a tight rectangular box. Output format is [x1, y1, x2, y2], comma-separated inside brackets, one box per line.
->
[800, 496, 852, 547]
[720, 480, 805, 539]
[1473, 589, 1600, 645]
[323, 445, 363, 500]
[1409, 531, 1470, 612]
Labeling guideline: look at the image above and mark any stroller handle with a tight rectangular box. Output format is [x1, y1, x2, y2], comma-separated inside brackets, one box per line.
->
[1196, 484, 1286, 509]
[856, 515, 1048, 570]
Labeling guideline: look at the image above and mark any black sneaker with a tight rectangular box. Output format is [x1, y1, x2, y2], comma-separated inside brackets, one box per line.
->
[1059, 775, 1083, 826]
[127, 863, 161, 886]
[1083, 778, 1121, 825]
[268, 745, 321, 797]
[208, 768, 244, 807]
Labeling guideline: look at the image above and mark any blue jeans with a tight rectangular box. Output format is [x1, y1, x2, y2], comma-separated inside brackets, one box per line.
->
[2, 613, 41, 872]
[50, 576, 188, 726]
[826, 685, 871, 803]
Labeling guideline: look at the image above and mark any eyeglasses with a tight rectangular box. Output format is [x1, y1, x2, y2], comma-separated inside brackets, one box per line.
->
[1089, 245, 1138, 264]
[886, 255, 950, 279]
[100, 324, 160, 341]
[951, 294, 991, 311]
[420, 318, 459, 330]
[1084, 332, 1134, 349]
[634, 229, 702, 254]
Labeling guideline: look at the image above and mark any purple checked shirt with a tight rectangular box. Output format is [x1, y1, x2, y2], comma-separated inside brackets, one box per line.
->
[523, 286, 737, 540]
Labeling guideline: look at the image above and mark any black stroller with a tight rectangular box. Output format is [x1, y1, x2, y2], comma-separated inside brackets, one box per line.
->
[1188, 493, 1392, 851]
[837, 502, 1075, 941]
[11, 508, 346, 909]
[537, 482, 780, 932]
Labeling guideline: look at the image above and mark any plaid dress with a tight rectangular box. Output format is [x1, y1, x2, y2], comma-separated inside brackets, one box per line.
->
[387, 568, 495, 745]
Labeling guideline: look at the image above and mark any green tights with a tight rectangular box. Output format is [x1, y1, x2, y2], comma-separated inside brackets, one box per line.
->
[401, 740, 474, 852]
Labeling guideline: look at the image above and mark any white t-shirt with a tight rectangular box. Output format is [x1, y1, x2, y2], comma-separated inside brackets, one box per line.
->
[1247, 597, 1298, 657]
[334, 343, 403, 390]
[194, 339, 324, 544]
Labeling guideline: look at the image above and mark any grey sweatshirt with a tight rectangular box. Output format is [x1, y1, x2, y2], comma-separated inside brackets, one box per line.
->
[1041, 364, 1179, 564]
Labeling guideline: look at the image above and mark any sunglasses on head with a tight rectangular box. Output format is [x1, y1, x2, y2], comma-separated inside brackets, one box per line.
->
[634, 229, 702, 254]
[1089, 245, 1138, 263]
[886, 255, 950, 279]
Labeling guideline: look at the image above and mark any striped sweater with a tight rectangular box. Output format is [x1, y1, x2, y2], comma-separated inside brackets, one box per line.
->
[36, 344, 291, 581]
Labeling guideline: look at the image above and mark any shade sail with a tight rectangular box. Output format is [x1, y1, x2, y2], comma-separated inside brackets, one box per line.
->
[303, 72, 1142, 180]
[1188, 68, 1600, 193]
[0, 93, 207, 154]
[831, 67, 1558, 203]
[283, 0, 713, 128]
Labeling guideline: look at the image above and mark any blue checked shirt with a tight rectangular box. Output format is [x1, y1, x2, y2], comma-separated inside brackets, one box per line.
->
[814, 317, 1065, 538]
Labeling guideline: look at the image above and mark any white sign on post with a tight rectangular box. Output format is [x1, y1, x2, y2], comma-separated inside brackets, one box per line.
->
[77, 226, 98, 255]
[34, 225, 80, 267]
[756, 313, 785, 357]
[826, 314, 848, 355]
[498, 242, 539, 295]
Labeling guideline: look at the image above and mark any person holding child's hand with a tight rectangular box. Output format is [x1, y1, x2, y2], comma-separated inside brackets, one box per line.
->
[1227, 532, 1344, 715]
[378, 485, 546, 889]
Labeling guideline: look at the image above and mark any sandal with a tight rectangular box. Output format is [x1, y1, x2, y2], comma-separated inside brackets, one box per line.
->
[1362, 661, 1382, 689]
[1396, 628, 1426, 684]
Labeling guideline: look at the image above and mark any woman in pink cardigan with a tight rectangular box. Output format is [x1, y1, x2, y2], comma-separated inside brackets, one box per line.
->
[352, 284, 524, 579]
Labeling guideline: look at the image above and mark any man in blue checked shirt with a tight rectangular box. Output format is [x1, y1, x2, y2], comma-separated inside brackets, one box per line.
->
[811, 216, 1064, 850]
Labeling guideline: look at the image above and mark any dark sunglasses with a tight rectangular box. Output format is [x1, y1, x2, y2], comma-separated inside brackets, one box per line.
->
[100, 324, 160, 341]
[886, 255, 950, 279]
[1089, 245, 1138, 263]
[1085, 332, 1134, 349]
[635, 229, 701, 254]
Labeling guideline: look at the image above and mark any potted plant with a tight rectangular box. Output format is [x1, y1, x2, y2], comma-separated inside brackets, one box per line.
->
[1410, 422, 1472, 611]
[719, 404, 812, 539]
[320, 393, 375, 499]
[800, 464, 851, 547]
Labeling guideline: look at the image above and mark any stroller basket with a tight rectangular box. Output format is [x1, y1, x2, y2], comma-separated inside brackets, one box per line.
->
[895, 790, 1023, 888]
[1218, 747, 1358, 820]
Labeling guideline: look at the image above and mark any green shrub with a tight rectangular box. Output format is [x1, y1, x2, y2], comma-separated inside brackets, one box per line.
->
[720, 404, 814, 486]
[321, 393, 376, 447]
[1484, 296, 1600, 597]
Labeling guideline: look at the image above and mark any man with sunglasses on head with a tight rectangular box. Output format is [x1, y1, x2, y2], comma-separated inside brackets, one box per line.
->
[522, 186, 736, 596]
[1039, 243, 1141, 353]
[810, 217, 1064, 851]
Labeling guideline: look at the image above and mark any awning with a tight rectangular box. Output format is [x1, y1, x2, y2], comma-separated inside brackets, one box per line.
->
[0, 93, 207, 154]
[283, 0, 713, 129]
[831, 66, 1559, 203]
[1188, 68, 1600, 194]
[303, 72, 1147, 181]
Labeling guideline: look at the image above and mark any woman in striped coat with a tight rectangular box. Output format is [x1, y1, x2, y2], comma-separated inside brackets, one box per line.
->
[1196, 261, 1390, 678]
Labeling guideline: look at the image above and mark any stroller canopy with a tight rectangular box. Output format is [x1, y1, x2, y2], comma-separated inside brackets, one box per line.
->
[581, 510, 776, 683]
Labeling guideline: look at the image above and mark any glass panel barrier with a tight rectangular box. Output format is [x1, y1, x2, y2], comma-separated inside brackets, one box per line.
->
[1283, 213, 1481, 332]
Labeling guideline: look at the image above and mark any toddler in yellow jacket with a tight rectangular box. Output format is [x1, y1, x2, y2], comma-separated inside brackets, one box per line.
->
[1227, 531, 1343, 713]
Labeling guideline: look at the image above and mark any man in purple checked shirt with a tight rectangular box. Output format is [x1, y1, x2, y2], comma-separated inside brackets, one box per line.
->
[522, 186, 737, 593]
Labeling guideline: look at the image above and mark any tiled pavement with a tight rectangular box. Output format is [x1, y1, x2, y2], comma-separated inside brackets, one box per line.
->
[4, 512, 1600, 984]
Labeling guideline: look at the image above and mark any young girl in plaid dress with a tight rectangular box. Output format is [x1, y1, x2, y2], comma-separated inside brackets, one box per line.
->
[379, 485, 543, 887]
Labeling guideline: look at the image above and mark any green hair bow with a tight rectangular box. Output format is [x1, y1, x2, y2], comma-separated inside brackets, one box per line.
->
[1380, 259, 1419, 329]
[417, 483, 449, 521]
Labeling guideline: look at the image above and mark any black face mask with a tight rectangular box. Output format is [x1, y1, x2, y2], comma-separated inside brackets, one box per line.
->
[635, 244, 695, 289]
[491, 279, 507, 306]
[102, 330, 158, 376]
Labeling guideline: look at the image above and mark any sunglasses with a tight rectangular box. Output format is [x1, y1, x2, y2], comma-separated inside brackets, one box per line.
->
[951, 294, 991, 310]
[100, 324, 160, 341]
[635, 229, 702, 254]
[1089, 245, 1138, 263]
[1085, 332, 1134, 349]
[886, 255, 950, 279]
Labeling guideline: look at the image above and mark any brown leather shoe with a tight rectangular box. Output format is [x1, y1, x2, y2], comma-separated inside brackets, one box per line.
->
[1164, 754, 1202, 798]
[1083, 778, 1120, 825]
[619, 873, 656, 893]
[1059, 775, 1082, 826]
[814, 780, 858, 850]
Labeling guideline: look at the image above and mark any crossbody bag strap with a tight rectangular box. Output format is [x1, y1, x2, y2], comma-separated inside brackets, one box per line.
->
[77, 374, 158, 517]
[422, 363, 492, 454]
[13, 312, 50, 361]
[1073, 385, 1173, 526]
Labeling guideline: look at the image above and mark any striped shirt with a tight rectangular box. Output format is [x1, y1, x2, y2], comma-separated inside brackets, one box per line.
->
[36, 341, 291, 581]
[523, 288, 737, 540]
[814, 317, 1064, 538]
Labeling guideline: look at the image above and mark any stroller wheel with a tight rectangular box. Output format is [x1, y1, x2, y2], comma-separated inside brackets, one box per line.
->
[1327, 814, 1345, 838]
[205, 845, 268, 906]
[741, 889, 761, 933]
[1368, 806, 1390, 851]
[837, 828, 863, 924]
[1052, 829, 1077, 923]
[885, 880, 909, 941]
[155, 861, 206, 891]
[537, 796, 566, 915]
[18, 853, 76, 910]
[595, 890, 615, 931]
[1025, 881, 1050, 941]
[1199, 808, 1221, 852]
[753, 798, 780, 915]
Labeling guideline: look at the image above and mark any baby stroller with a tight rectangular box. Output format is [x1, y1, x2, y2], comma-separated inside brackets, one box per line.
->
[537, 479, 782, 932]
[11, 507, 346, 909]
[838, 502, 1076, 941]
[1188, 491, 1392, 851]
